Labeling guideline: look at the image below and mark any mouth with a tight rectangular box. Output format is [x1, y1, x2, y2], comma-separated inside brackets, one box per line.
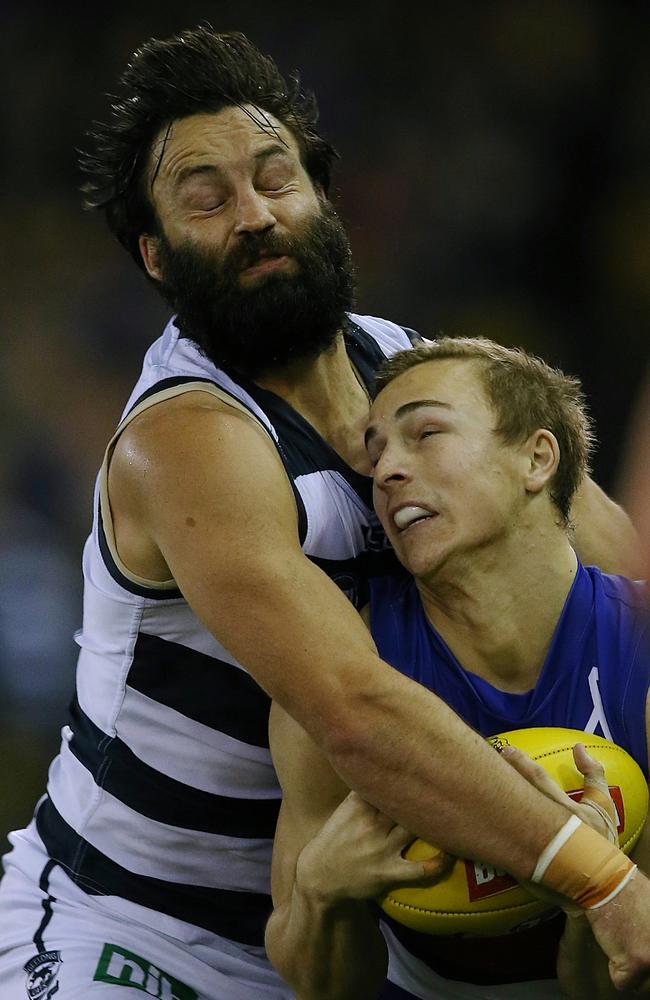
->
[392, 505, 439, 533]
[240, 254, 291, 280]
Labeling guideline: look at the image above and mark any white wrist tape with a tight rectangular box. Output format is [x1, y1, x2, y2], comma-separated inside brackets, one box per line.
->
[531, 815, 581, 884]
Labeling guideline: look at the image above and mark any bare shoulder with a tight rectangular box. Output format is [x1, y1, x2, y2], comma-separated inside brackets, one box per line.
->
[111, 389, 280, 486]
[110, 389, 293, 519]
[107, 388, 300, 584]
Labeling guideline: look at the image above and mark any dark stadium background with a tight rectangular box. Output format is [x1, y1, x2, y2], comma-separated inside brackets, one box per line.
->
[1, 0, 649, 851]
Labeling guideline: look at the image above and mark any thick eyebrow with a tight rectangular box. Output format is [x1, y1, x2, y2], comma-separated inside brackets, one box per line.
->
[364, 399, 453, 447]
[173, 144, 293, 190]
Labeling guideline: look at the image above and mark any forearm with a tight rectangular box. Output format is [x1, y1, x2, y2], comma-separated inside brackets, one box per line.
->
[182, 539, 575, 882]
[324, 673, 574, 881]
[265, 884, 386, 1000]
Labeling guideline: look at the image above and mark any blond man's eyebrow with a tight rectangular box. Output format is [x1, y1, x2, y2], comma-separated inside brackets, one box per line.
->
[365, 398, 452, 447]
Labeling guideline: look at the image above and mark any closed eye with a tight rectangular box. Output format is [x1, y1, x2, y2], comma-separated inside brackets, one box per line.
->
[199, 202, 226, 213]
[260, 181, 298, 196]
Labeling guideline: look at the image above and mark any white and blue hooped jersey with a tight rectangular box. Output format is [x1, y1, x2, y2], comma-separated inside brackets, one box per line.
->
[7, 312, 414, 960]
[370, 561, 650, 995]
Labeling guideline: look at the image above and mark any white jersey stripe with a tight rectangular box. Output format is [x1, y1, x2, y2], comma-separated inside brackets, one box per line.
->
[118, 685, 279, 797]
[29, 313, 416, 946]
[48, 746, 273, 893]
[295, 470, 374, 560]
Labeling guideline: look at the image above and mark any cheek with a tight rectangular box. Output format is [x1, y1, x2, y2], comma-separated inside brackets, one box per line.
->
[461, 475, 517, 532]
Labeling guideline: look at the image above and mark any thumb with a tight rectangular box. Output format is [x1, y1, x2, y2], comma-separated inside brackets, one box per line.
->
[420, 850, 454, 880]
[573, 743, 619, 838]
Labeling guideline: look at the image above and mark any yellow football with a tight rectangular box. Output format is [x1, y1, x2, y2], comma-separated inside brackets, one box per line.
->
[380, 727, 649, 937]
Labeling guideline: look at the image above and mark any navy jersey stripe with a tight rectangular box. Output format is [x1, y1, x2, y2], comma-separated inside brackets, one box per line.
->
[97, 502, 183, 601]
[128, 633, 272, 748]
[221, 337, 376, 503]
[344, 319, 387, 401]
[33, 860, 57, 953]
[35, 799, 272, 947]
[67, 698, 280, 838]
[401, 326, 423, 345]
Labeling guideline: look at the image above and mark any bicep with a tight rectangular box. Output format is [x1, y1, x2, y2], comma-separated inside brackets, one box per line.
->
[115, 399, 378, 725]
[269, 701, 349, 905]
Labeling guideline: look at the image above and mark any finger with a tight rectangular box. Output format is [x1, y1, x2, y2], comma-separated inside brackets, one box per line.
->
[392, 854, 452, 886]
[573, 743, 608, 790]
[573, 743, 619, 833]
[386, 824, 417, 850]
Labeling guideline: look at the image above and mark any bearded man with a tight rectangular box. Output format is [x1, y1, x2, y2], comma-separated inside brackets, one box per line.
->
[0, 26, 648, 1000]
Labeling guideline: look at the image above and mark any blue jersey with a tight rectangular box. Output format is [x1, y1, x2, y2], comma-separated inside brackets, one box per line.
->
[369, 562, 650, 775]
[370, 561, 650, 994]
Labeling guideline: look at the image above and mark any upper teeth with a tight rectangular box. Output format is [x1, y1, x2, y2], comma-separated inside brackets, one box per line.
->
[394, 506, 432, 530]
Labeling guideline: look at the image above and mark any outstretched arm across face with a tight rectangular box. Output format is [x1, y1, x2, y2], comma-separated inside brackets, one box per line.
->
[111, 391, 574, 871]
[111, 392, 650, 989]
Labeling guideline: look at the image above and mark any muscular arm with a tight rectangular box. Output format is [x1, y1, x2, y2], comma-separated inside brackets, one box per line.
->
[571, 476, 642, 577]
[265, 704, 388, 999]
[108, 395, 622, 877]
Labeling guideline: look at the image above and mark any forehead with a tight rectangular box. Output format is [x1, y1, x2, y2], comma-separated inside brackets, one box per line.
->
[149, 105, 302, 188]
[371, 358, 490, 422]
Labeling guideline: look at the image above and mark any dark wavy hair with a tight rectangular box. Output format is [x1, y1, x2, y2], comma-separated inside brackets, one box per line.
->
[79, 26, 338, 270]
[375, 337, 595, 527]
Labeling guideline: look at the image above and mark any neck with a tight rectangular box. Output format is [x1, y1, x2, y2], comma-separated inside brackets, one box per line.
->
[254, 332, 372, 473]
[417, 523, 578, 693]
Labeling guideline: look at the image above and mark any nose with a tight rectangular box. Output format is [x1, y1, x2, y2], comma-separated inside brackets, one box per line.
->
[233, 185, 276, 236]
[373, 446, 409, 492]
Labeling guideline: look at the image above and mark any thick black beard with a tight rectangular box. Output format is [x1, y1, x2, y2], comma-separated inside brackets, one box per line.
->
[156, 202, 356, 378]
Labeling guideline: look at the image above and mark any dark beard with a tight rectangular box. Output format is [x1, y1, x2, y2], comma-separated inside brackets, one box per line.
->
[155, 202, 356, 378]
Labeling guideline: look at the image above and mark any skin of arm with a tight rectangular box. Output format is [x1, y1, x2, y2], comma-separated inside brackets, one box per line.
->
[109, 393, 650, 993]
[265, 704, 390, 999]
[267, 706, 640, 999]
[110, 391, 580, 877]
[571, 477, 642, 577]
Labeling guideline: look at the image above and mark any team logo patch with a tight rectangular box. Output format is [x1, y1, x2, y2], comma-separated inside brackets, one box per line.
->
[93, 944, 198, 999]
[24, 950, 62, 1000]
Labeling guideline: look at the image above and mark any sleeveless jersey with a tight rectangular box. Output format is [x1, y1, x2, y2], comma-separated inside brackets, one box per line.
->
[369, 562, 650, 770]
[369, 561, 650, 990]
[30, 312, 414, 951]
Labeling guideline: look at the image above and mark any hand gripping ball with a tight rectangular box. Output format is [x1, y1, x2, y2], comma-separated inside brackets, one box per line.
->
[380, 727, 649, 937]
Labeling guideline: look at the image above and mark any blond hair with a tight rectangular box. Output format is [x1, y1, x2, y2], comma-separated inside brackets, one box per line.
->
[375, 337, 594, 525]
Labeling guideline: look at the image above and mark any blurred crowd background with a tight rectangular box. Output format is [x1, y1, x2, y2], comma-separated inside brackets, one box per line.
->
[1, 0, 649, 851]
